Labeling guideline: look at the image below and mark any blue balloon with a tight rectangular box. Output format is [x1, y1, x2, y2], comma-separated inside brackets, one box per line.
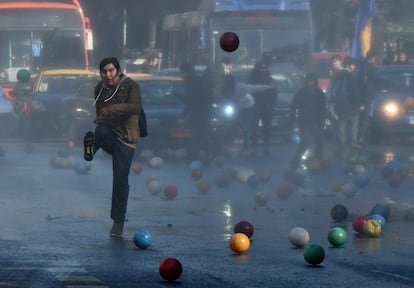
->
[370, 214, 386, 228]
[190, 160, 202, 170]
[133, 229, 153, 249]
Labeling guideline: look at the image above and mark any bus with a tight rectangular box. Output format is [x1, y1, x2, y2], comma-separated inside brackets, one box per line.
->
[162, 0, 314, 68]
[0, 0, 93, 100]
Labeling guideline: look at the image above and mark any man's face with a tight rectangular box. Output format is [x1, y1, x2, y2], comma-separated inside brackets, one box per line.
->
[333, 59, 342, 70]
[101, 63, 121, 85]
[399, 52, 407, 62]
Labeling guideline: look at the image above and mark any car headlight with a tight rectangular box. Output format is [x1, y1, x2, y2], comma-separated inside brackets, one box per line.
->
[382, 101, 401, 118]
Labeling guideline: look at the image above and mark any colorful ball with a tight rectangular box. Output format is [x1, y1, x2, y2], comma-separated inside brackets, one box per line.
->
[254, 191, 270, 206]
[149, 156, 163, 169]
[159, 257, 183, 282]
[131, 162, 144, 174]
[190, 160, 202, 170]
[146, 175, 159, 185]
[197, 179, 211, 194]
[363, 219, 382, 237]
[247, 174, 260, 188]
[330, 204, 349, 222]
[370, 203, 391, 221]
[191, 168, 203, 181]
[369, 214, 386, 228]
[276, 184, 294, 200]
[215, 174, 232, 188]
[354, 173, 370, 188]
[354, 164, 366, 174]
[147, 180, 163, 195]
[163, 184, 178, 200]
[352, 215, 369, 234]
[229, 233, 250, 254]
[234, 221, 254, 239]
[342, 182, 357, 198]
[303, 244, 325, 266]
[258, 170, 271, 183]
[133, 229, 153, 249]
[74, 161, 89, 174]
[16, 69, 31, 83]
[219, 31, 240, 52]
[327, 227, 347, 247]
[289, 227, 310, 248]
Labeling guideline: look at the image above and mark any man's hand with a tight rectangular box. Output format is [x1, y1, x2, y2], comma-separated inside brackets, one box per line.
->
[99, 107, 111, 117]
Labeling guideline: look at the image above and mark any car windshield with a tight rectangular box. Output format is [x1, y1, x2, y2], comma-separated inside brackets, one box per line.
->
[138, 80, 184, 104]
[38, 75, 97, 94]
[378, 70, 414, 93]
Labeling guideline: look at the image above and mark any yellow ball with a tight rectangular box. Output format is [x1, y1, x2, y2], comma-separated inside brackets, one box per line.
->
[229, 233, 250, 254]
[363, 219, 382, 237]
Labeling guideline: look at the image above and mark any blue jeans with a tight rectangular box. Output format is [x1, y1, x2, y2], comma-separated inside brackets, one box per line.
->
[94, 124, 135, 223]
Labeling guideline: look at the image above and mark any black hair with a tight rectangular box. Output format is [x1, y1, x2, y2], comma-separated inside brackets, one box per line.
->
[332, 54, 343, 62]
[99, 57, 121, 73]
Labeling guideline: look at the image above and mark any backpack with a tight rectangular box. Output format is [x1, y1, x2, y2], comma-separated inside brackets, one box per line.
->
[139, 108, 148, 138]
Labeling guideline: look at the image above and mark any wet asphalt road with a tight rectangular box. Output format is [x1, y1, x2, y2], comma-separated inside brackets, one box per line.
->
[0, 138, 414, 288]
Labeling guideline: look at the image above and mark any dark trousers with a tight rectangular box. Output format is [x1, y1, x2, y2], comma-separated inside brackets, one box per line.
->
[94, 124, 135, 223]
[291, 125, 323, 169]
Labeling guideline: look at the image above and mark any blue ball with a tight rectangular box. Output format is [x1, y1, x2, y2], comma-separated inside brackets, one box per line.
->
[371, 203, 391, 221]
[291, 132, 301, 144]
[133, 229, 153, 249]
[247, 174, 260, 188]
[354, 173, 370, 188]
[370, 214, 386, 228]
[190, 160, 202, 170]
[74, 161, 89, 174]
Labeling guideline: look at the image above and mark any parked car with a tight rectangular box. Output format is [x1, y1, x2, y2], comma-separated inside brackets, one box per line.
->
[31, 69, 99, 137]
[129, 73, 189, 152]
[368, 65, 414, 143]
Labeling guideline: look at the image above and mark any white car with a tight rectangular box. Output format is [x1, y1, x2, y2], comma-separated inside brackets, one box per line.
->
[0, 84, 19, 137]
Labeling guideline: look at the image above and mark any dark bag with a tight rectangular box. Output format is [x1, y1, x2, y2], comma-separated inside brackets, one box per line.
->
[139, 108, 148, 138]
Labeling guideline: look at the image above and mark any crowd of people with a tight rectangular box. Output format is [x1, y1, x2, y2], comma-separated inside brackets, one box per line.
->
[177, 50, 381, 170]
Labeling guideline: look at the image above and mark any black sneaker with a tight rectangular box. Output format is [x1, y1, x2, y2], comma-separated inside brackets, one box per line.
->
[110, 221, 124, 238]
[83, 131, 95, 161]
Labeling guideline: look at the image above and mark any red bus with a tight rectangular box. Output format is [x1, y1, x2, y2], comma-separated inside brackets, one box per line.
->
[0, 0, 93, 101]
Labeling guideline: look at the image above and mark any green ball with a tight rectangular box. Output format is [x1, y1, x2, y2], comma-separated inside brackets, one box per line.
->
[327, 227, 347, 247]
[304, 244, 325, 266]
[16, 69, 31, 83]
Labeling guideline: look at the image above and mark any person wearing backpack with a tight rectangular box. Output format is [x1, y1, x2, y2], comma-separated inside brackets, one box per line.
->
[83, 57, 143, 238]
[329, 55, 359, 159]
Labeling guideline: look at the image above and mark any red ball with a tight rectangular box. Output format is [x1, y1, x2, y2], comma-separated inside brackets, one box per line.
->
[163, 184, 178, 200]
[191, 168, 203, 181]
[234, 221, 254, 238]
[131, 162, 144, 174]
[276, 184, 294, 200]
[219, 32, 240, 52]
[65, 140, 75, 150]
[352, 215, 369, 234]
[159, 257, 183, 282]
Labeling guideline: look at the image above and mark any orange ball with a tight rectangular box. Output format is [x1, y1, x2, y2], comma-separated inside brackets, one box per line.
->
[229, 233, 250, 254]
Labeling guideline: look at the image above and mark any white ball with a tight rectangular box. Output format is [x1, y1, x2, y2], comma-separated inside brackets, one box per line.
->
[289, 227, 310, 248]
[147, 180, 163, 195]
[237, 168, 255, 183]
[354, 164, 366, 174]
[342, 182, 357, 198]
[254, 191, 269, 206]
[149, 157, 163, 169]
